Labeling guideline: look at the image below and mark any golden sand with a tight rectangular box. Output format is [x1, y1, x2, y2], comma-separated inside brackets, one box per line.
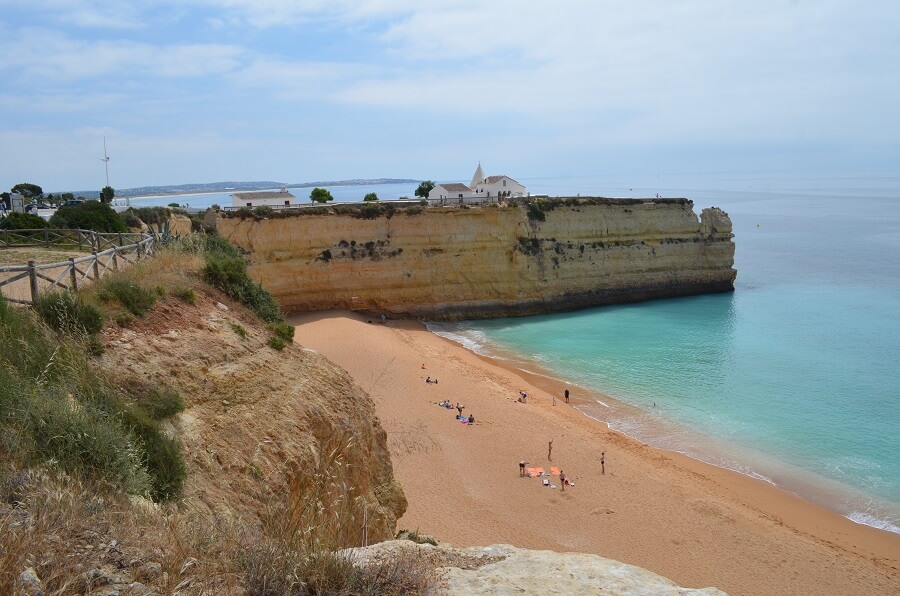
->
[291, 310, 899, 595]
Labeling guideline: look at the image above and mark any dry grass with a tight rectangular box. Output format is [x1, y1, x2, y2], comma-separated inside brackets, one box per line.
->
[0, 443, 434, 595]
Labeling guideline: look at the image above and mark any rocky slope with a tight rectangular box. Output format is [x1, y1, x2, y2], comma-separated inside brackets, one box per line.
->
[97, 283, 406, 542]
[347, 540, 726, 595]
[217, 199, 736, 319]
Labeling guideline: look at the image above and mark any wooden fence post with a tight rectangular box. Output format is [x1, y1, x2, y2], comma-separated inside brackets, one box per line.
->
[43, 229, 50, 247]
[28, 260, 38, 303]
[112, 248, 118, 271]
[118, 232, 123, 247]
[3, 229, 9, 247]
[136, 241, 143, 260]
[69, 258, 78, 291]
[92, 252, 100, 280]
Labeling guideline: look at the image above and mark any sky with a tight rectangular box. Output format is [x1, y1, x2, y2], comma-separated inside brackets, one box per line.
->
[1, 0, 899, 192]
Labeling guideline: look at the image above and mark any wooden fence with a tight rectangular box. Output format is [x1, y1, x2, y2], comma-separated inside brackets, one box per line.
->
[0, 228, 155, 305]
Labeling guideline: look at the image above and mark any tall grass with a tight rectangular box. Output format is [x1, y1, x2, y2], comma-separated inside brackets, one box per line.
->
[0, 299, 184, 500]
[241, 435, 433, 595]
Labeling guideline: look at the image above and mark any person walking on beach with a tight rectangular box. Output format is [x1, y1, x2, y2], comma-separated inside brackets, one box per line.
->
[600, 452, 605, 475]
[564, 388, 570, 404]
[548, 439, 553, 461]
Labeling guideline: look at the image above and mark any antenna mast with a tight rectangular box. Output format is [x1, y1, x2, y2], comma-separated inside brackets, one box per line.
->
[101, 137, 110, 187]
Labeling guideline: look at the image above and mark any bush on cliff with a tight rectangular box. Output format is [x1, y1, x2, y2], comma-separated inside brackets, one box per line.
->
[0, 211, 49, 230]
[49, 200, 128, 233]
[201, 236, 285, 324]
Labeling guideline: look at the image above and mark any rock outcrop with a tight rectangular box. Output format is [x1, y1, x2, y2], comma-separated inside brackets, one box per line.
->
[217, 199, 736, 319]
[347, 540, 726, 595]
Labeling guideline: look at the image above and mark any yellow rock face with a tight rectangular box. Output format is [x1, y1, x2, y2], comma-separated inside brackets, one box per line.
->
[217, 200, 736, 319]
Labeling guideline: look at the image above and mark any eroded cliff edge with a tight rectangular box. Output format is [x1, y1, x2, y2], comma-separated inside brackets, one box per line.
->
[217, 198, 736, 319]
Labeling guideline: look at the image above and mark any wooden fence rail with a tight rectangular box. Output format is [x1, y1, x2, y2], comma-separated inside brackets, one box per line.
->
[0, 229, 155, 305]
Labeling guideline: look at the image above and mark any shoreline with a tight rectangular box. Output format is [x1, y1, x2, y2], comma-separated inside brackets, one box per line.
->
[427, 322, 899, 534]
[290, 310, 899, 595]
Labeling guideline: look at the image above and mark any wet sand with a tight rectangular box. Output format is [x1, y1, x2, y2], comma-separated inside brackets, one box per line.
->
[290, 310, 899, 595]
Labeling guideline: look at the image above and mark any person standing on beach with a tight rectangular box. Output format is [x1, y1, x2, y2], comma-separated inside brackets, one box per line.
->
[564, 388, 570, 404]
[552, 394, 556, 406]
[560, 470, 567, 491]
[456, 403, 464, 417]
[519, 460, 527, 476]
[600, 452, 605, 475]
[548, 439, 553, 461]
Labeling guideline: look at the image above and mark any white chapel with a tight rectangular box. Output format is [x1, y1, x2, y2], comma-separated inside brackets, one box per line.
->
[428, 164, 526, 206]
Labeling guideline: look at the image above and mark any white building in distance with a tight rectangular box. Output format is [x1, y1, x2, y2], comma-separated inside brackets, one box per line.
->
[231, 187, 295, 208]
[428, 164, 526, 206]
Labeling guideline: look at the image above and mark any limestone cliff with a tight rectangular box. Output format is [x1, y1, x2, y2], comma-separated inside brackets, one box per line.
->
[217, 199, 736, 319]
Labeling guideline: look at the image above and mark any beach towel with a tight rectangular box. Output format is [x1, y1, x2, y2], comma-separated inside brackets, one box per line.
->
[550, 466, 561, 476]
[526, 467, 545, 478]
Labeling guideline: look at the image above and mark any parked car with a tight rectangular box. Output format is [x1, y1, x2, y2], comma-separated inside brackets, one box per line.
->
[24, 203, 51, 212]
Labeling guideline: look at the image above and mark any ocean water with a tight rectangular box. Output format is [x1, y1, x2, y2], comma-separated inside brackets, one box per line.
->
[429, 172, 900, 533]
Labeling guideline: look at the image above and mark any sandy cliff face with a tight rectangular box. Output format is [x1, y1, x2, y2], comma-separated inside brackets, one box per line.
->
[99, 290, 406, 542]
[217, 200, 736, 319]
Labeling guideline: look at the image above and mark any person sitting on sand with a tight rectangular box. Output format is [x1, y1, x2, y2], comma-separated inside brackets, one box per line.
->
[426, 376, 431, 384]
[468, 414, 475, 424]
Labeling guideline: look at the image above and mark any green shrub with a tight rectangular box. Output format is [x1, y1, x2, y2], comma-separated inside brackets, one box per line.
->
[33, 291, 104, 335]
[115, 313, 135, 328]
[229, 322, 248, 339]
[117, 404, 185, 500]
[267, 336, 287, 351]
[202, 239, 285, 324]
[97, 278, 157, 316]
[138, 387, 185, 420]
[526, 201, 546, 222]
[0, 212, 49, 230]
[49, 200, 128, 232]
[87, 334, 105, 356]
[24, 396, 153, 495]
[253, 206, 274, 217]
[268, 322, 294, 343]
[120, 211, 142, 228]
[173, 286, 196, 304]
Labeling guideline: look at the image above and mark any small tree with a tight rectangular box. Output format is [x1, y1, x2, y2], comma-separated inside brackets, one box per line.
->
[100, 185, 115, 204]
[363, 192, 378, 202]
[415, 181, 435, 199]
[309, 187, 334, 203]
[11, 183, 43, 199]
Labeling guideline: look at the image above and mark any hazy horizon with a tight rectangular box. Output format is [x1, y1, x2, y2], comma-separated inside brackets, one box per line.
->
[2, 1, 899, 192]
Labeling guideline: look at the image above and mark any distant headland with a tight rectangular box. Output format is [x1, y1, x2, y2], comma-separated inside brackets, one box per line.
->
[62, 178, 420, 199]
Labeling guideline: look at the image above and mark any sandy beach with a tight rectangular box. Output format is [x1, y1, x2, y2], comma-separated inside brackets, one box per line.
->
[290, 310, 899, 595]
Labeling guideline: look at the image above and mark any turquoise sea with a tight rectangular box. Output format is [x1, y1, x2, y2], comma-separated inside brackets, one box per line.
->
[429, 172, 900, 534]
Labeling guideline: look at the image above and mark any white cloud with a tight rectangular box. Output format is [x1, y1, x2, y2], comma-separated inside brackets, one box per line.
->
[0, 30, 246, 82]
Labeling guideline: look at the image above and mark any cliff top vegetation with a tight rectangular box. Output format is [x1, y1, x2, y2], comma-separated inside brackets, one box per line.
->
[0, 233, 428, 594]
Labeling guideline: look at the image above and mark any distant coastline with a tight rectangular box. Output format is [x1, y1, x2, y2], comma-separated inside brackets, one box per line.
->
[64, 178, 420, 200]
